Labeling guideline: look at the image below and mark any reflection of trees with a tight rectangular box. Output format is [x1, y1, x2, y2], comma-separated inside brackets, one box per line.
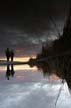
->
[29, 54, 71, 90]
[6, 64, 15, 80]
[49, 56, 71, 90]
[36, 61, 51, 77]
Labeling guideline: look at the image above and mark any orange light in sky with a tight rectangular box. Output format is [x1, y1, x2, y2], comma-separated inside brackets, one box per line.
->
[14, 57, 30, 62]
[0, 55, 36, 62]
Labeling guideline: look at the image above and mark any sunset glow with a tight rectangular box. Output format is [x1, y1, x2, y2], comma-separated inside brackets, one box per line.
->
[0, 55, 36, 62]
[0, 56, 37, 71]
[14, 57, 30, 62]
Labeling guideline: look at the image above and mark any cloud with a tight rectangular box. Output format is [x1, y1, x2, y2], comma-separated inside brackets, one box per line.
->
[0, 14, 65, 57]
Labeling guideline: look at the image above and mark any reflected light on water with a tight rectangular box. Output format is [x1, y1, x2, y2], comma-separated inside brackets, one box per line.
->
[14, 65, 38, 71]
[16, 75, 27, 79]
[0, 65, 38, 71]
[49, 74, 61, 81]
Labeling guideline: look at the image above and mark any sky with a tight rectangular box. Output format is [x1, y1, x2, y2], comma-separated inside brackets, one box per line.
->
[0, 0, 70, 57]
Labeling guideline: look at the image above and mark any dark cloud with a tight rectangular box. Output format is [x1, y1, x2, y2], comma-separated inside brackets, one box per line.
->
[0, 0, 69, 30]
[0, 0, 70, 57]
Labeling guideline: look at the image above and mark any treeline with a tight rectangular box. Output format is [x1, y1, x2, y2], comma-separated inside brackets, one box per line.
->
[36, 6, 71, 59]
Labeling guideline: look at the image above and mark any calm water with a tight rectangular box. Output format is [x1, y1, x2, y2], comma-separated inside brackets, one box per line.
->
[0, 64, 71, 108]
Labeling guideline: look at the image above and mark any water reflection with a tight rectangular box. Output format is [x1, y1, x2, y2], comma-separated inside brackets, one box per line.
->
[4, 60, 71, 90]
[6, 64, 15, 80]
[29, 61, 71, 90]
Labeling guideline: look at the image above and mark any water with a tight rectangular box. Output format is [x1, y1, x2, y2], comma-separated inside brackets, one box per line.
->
[0, 64, 71, 108]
